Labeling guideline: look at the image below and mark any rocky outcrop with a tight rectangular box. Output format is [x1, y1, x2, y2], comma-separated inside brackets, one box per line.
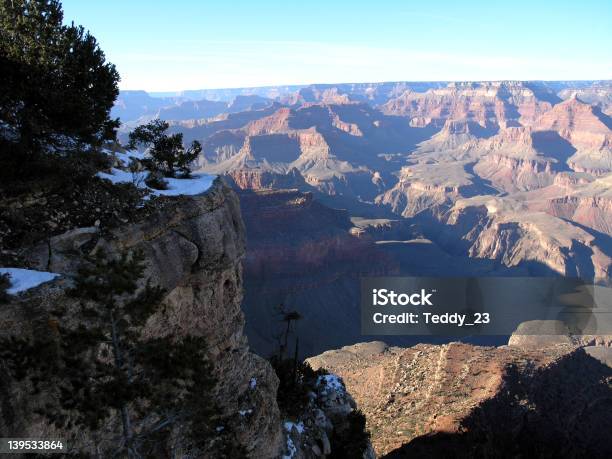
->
[376, 178, 463, 218]
[201, 130, 246, 163]
[474, 154, 556, 192]
[307, 341, 612, 458]
[535, 97, 612, 152]
[414, 196, 612, 280]
[376, 161, 485, 218]
[224, 168, 309, 191]
[416, 119, 480, 150]
[349, 217, 414, 241]
[0, 179, 283, 457]
[558, 82, 612, 116]
[470, 127, 563, 192]
[381, 81, 553, 128]
[542, 174, 612, 235]
[547, 194, 612, 235]
[534, 97, 612, 175]
[283, 374, 375, 459]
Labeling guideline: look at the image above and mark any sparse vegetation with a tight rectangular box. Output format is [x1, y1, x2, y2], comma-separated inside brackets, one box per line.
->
[268, 304, 327, 418]
[127, 119, 202, 182]
[270, 356, 327, 419]
[268, 305, 371, 458]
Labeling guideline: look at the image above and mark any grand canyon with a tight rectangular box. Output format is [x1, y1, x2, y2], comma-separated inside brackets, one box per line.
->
[3, 1, 612, 456]
[108, 80, 612, 456]
[114, 80, 612, 358]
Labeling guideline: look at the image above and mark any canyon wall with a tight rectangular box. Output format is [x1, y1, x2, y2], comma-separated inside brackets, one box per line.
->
[237, 188, 400, 358]
[0, 180, 282, 457]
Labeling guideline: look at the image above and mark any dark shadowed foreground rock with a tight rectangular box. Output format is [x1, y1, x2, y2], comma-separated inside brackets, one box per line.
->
[0, 179, 282, 457]
[282, 374, 375, 459]
[307, 341, 612, 458]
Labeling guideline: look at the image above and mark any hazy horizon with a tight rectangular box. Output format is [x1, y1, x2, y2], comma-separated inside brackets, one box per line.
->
[121, 78, 612, 96]
[61, 0, 612, 92]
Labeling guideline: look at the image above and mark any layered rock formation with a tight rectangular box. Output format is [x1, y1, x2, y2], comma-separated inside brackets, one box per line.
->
[283, 375, 376, 459]
[516, 172, 612, 236]
[415, 195, 612, 279]
[307, 341, 612, 458]
[376, 162, 478, 217]
[163, 81, 612, 222]
[177, 98, 442, 202]
[534, 97, 612, 175]
[112, 81, 612, 368]
[381, 81, 554, 128]
[471, 126, 561, 192]
[224, 167, 309, 191]
[558, 81, 612, 116]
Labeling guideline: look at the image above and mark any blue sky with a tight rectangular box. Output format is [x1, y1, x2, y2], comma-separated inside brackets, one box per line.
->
[61, 0, 612, 91]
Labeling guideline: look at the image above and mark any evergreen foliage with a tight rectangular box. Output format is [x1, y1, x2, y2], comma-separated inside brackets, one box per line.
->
[0, 0, 120, 170]
[270, 357, 326, 419]
[329, 410, 371, 458]
[127, 119, 202, 180]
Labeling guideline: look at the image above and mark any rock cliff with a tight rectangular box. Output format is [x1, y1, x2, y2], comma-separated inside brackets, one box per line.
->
[381, 81, 553, 129]
[0, 179, 283, 457]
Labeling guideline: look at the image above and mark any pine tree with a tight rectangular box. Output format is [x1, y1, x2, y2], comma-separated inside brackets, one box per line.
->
[127, 119, 202, 180]
[0, 0, 120, 165]
[1, 249, 218, 457]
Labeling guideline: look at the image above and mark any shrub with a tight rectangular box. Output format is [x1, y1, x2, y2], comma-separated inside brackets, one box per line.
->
[270, 357, 327, 419]
[127, 119, 201, 178]
[329, 410, 371, 459]
[145, 171, 169, 190]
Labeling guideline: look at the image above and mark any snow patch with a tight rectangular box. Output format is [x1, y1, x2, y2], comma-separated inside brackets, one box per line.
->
[316, 374, 346, 394]
[97, 168, 143, 186]
[152, 174, 216, 197]
[113, 149, 146, 166]
[0, 268, 59, 294]
[238, 409, 253, 416]
[97, 168, 216, 197]
[282, 420, 305, 458]
[282, 437, 297, 459]
[284, 421, 305, 434]
[249, 377, 257, 389]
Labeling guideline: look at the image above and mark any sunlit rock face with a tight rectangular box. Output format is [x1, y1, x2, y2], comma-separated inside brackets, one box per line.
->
[307, 341, 612, 458]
